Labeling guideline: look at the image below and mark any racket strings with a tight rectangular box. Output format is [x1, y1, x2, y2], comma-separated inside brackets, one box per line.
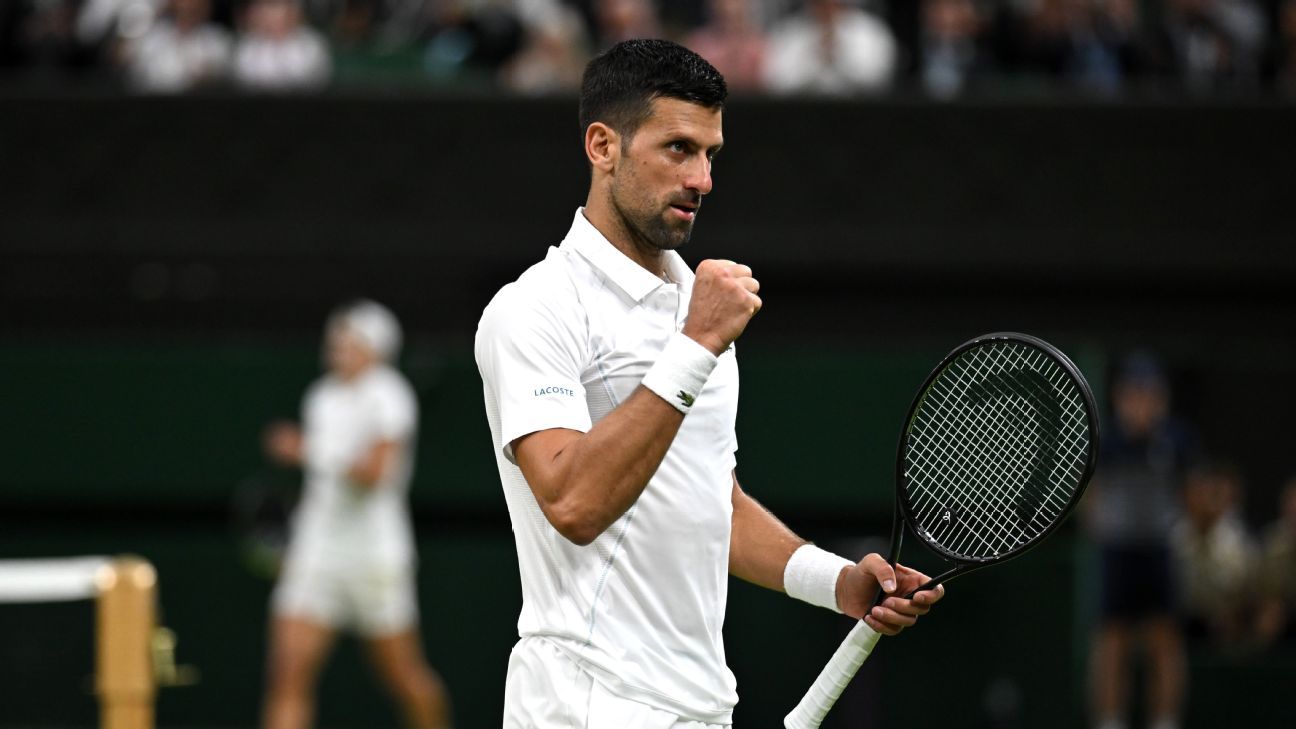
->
[921, 346, 1088, 554]
[903, 342, 1091, 560]
[911, 348, 1057, 551]
[911, 386, 1044, 555]
[920, 348, 1085, 555]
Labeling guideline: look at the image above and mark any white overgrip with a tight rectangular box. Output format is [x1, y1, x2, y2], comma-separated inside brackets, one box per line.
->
[784, 620, 882, 729]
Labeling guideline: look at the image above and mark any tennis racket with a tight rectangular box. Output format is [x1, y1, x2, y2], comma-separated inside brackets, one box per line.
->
[784, 332, 1099, 729]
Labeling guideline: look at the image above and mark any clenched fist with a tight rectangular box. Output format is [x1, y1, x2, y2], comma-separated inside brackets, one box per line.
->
[683, 259, 761, 356]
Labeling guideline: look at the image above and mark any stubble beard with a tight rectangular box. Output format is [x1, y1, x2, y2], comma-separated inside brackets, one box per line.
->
[611, 185, 694, 256]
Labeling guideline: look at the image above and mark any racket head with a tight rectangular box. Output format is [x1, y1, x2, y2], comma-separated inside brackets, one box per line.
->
[895, 332, 1099, 568]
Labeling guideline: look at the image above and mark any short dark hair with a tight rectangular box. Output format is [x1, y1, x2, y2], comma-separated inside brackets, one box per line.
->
[579, 39, 727, 142]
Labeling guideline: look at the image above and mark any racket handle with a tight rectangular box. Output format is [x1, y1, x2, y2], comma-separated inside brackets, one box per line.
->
[783, 621, 882, 729]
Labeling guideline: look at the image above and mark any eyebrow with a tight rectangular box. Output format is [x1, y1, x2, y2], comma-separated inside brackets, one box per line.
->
[667, 134, 724, 153]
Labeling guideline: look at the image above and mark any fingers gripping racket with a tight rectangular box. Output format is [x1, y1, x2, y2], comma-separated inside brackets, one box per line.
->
[784, 333, 1099, 729]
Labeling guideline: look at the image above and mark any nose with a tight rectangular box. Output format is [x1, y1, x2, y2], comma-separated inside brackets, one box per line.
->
[684, 153, 713, 196]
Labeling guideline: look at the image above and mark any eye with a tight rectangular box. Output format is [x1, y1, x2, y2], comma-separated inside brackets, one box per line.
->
[668, 141, 688, 154]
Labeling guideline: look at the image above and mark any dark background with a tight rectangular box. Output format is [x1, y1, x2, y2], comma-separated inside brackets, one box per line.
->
[2, 97, 1294, 727]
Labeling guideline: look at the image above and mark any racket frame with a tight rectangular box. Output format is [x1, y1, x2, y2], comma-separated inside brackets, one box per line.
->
[884, 331, 1101, 597]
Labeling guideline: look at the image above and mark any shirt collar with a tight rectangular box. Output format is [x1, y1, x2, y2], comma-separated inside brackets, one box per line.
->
[561, 208, 693, 303]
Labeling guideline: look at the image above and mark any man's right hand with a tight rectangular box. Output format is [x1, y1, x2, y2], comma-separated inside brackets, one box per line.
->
[683, 259, 761, 356]
[263, 421, 303, 467]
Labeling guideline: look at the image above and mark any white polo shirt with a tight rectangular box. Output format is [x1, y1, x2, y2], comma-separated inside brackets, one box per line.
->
[285, 364, 418, 573]
[475, 209, 741, 723]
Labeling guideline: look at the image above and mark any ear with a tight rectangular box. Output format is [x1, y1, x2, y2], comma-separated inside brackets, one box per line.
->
[584, 122, 620, 174]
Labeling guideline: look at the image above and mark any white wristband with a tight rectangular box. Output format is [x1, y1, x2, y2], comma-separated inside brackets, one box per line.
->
[784, 544, 854, 613]
[640, 332, 718, 414]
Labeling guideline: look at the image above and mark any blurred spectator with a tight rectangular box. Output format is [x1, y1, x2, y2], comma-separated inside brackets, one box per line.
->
[917, 0, 991, 98]
[763, 0, 897, 96]
[684, 0, 768, 92]
[0, 0, 105, 79]
[1142, 0, 1267, 93]
[1256, 477, 1296, 646]
[422, 2, 525, 84]
[76, 0, 166, 48]
[1274, 0, 1296, 95]
[322, 0, 427, 88]
[1012, 0, 1143, 96]
[1170, 460, 1256, 647]
[1082, 352, 1194, 729]
[261, 300, 450, 729]
[590, 0, 662, 50]
[331, 0, 379, 48]
[500, 3, 590, 94]
[233, 0, 331, 91]
[121, 0, 231, 92]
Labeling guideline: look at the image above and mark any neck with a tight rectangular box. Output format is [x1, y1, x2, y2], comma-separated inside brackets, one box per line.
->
[582, 193, 665, 274]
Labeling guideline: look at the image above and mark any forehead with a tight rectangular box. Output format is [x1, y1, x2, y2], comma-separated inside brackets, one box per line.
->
[638, 97, 724, 146]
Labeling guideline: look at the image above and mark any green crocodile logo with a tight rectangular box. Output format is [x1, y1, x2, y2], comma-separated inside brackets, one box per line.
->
[677, 391, 695, 408]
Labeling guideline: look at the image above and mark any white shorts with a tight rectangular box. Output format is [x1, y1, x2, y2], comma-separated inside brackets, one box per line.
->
[271, 560, 418, 637]
[503, 636, 728, 729]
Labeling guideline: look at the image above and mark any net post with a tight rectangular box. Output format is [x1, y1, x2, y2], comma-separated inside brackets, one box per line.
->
[94, 557, 157, 729]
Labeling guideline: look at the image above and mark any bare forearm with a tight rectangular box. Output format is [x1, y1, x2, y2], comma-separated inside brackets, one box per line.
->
[347, 440, 399, 490]
[518, 386, 684, 545]
[728, 477, 805, 591]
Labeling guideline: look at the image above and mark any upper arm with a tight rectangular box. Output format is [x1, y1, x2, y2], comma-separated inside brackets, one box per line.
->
[512, 427, 584, 505]
[475, 281, 592, 464]
[372, 375, 417, 441]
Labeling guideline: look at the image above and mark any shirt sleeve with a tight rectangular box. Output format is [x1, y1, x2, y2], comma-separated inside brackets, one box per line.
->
[476, 281, 592, 463]
[371, 372, 417, 442]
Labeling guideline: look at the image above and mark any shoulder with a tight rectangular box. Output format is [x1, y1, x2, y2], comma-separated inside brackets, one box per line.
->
[303, 375, 340, 414]
[295, 28, 329, 53]
[477, 250, 585, 342]
[363, 365, 415, 399]
[305, 374, 336, 401]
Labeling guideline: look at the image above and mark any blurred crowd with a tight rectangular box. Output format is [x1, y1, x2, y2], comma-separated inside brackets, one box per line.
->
[2, 0, 1296, 97]
[1084, 353, 1296, 729]
[1089, 354, 1296, 654]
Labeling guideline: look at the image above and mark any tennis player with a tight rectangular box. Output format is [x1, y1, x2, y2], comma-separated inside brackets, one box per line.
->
[475, 40, 944, 726]
[261, 300, 450, 729]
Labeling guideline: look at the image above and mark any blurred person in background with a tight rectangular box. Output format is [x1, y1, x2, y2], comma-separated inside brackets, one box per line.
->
[1141, 0, 1267, 93]
[916, 0, 992, 99]
[1169, 460, 1256, 647]
[4, 0, 102, 79]
[589, 0, 662, 49]
[76, 0, 166, 48]
[330, 0, 377, 44]
[1256, 477, 1296, 646]
[684, 0, 768, 92]
[1011, 0, 1143, 96]
[1272, 0, 1296, 95]
[120, 0, 231, 92]
[1, 0, 107, 79]
[499, 2, 590, 94]
[420, 1, 525, 84]
[261, 300, 450, 729]
[763, 0, 897, 95]
[233, 0, 331, 91]
[1082, 352, 1195, 729]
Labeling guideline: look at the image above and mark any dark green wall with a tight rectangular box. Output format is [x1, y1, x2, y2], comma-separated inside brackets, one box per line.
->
[3, 97, 1295, 728]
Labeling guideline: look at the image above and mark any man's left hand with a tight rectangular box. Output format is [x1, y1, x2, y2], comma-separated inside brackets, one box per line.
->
[836, 553, 945, 635]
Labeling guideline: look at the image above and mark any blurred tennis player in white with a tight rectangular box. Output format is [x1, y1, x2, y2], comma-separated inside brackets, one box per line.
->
[475, 39, 944, 727]
[261, 300, 449, 729]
